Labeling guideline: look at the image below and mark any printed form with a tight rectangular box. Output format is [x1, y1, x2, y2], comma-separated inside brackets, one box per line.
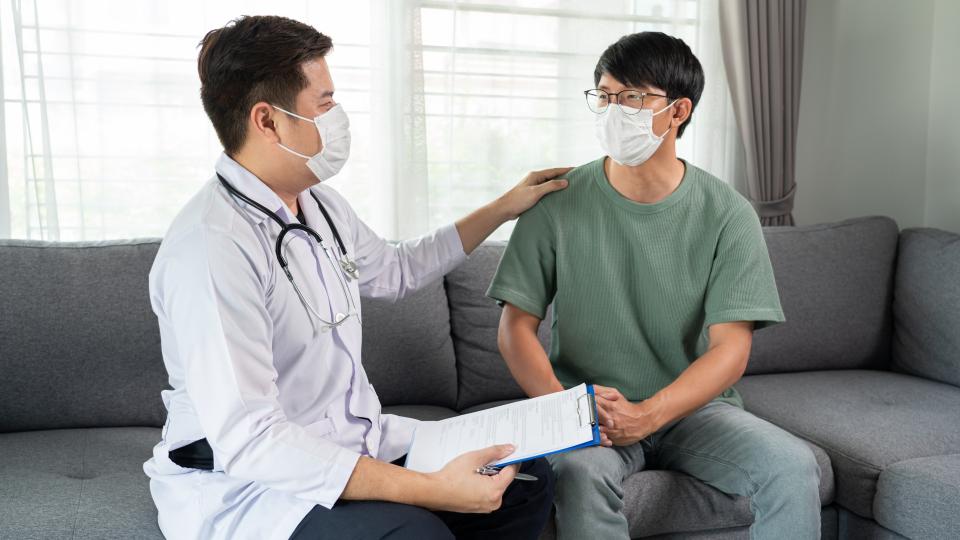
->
[404, 383, 598, 473]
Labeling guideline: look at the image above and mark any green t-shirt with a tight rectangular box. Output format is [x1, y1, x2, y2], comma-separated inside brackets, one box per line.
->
[486, 157, 785, 408]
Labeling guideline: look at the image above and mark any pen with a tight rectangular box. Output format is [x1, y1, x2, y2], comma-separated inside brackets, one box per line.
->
[475, 465, 538, 482]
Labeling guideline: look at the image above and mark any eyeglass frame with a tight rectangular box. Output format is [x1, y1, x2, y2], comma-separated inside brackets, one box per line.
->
[583, 88, 673, 115]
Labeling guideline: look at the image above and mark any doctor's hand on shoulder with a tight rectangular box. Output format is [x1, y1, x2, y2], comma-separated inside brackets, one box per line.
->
[455, 167, 571, 254]
[499, 167, 572, 220]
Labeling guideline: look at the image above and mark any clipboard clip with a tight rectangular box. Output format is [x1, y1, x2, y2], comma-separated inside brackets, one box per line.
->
[577, 393, 597, 427]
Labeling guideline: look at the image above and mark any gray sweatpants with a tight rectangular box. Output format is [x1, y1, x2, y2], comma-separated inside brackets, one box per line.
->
[547, 400, 821, 539]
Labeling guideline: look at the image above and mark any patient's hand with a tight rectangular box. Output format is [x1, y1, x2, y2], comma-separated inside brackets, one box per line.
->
[594, 385, 662, 447]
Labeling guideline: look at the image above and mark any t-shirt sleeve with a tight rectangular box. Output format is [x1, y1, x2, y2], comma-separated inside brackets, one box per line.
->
[703, 203, 786, 330]
[486, 202, 556, 320]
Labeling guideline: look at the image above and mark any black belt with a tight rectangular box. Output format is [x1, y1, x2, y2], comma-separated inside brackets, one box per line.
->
[169, 438, 215, 470]
[171, 438, 410, 471]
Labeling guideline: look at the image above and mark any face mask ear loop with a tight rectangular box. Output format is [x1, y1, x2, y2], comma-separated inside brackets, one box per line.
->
[272, 104, 318, 160]
[651, 99, 680, 139]
[277, 142, 312, 160]
[272, 104, 313, 123]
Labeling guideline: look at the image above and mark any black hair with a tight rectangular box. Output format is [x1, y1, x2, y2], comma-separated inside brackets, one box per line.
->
[198, 16, 333, 154]
[594, 32, 705, 138]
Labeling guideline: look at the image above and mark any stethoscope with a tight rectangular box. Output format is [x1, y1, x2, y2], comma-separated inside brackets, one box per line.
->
[217, 173, 360, 332]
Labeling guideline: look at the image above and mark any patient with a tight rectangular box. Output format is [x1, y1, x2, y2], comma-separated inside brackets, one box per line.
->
[487, 32, 821, 539]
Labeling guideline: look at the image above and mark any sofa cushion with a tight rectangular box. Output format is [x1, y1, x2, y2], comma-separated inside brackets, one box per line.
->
[0, 427, 162, 539]
[0, 240, 167, 432]
[837, 507, 908, 540]
[874, 454, 960, 539]
[360, 279, 459, 408]
[736, 370, 960, 518]
[621, 470, 752, 536]
[891, 227, 960, 388]
[444, 243, 552, 410]
[746, 216, 899, 375]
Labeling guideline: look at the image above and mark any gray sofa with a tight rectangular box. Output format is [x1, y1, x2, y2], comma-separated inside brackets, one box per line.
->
[1, 215, 958, 539]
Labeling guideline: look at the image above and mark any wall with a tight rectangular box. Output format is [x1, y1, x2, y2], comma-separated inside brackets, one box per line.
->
[793, 0, 959, 233]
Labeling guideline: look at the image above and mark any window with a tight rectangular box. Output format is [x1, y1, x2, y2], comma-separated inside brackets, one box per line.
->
[0, 0, 738, 241]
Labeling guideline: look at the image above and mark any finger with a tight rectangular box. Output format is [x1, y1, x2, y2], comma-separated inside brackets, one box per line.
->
[593, 385, 619, 400]
[532, 167, 574, 183]
[596, 404, 615, 428]
[490, 464, 518, 488]
[470, 444, 516, 466]
[596, 395, 619, 411]
[600, 433, 613, 447]
[536, 178, 568, 194]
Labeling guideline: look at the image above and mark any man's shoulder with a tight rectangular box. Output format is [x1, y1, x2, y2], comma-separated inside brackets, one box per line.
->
[683, 162, 754, 222]
[532, 157, 605, 214]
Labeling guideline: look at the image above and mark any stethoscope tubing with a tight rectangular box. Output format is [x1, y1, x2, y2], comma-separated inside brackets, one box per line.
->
[216, 173, 360, 331]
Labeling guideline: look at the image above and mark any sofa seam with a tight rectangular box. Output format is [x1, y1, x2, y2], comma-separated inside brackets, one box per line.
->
[761, 216, 895, 235]
[0, 239, 162, 249]
[70, 429, 90, 539]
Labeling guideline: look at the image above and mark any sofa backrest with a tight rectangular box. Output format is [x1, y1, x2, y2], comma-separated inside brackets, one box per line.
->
[0, 239, 167, 432]
[444, 243, 552, 411]
[746, 216, 899, 375]
[360, 280, 459, 409]
[890, 227, 960, 388]
[0, 238, 462, 433]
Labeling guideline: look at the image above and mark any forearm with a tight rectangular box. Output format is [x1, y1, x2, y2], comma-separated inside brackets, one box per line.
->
[455, 198, 510, 255]
[341, 456, 436, 507]
[644, 342, 749, 430]
[498, 308, 564, 397]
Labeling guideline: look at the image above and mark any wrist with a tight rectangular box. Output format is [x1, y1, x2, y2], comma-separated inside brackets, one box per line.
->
[638, 392, 670, 432]
[624, 400, 660, 437]
[411, 471, 444, 508]
[490, 195, 514, 223]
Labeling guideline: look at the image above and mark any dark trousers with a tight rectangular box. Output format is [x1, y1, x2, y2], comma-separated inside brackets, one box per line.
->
[289, 458, 555, 540]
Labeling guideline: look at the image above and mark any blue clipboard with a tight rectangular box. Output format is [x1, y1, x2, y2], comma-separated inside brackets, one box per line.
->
[492, 384, 601, 468]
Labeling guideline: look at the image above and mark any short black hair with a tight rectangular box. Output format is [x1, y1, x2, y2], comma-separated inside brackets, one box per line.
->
[198, 16, 333, 154]
[594, 32, 704, 138]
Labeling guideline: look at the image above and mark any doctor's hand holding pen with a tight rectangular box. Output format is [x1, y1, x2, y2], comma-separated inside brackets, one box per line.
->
[426, 444, 520, 513]
[455, 167, 572, 254]
[341, 444, 519, 514]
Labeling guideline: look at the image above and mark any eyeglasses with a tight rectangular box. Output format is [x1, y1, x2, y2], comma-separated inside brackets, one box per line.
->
[584, 89, 671, 115]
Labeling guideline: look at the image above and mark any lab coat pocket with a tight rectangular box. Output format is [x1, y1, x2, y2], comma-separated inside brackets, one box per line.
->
[303, 417, 336, 439]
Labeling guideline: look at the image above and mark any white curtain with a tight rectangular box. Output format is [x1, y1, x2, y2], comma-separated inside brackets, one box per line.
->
[0, 0, 741, 241]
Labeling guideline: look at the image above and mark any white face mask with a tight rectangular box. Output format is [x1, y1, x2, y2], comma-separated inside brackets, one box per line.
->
[594, 100, 676, 166]
[273, 103, 351, 182]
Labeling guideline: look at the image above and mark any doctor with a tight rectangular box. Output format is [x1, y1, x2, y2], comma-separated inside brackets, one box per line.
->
[143, 14, 568, 540]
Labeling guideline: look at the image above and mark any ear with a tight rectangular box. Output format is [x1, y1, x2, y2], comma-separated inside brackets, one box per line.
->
[670, 97, 693, 131]
[249, 102, 281, 144]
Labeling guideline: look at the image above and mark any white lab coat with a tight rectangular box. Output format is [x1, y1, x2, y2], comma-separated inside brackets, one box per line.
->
[142, 153, 467, 539]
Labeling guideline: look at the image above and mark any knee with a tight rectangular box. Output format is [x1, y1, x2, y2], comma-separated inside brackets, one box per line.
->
[758, 439, 820, 493]
[548, 448, 620, 492]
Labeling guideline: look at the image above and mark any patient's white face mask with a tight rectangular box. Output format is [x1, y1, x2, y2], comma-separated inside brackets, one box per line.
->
[273, 104, 351, 182]
[594, 100, 677, 166]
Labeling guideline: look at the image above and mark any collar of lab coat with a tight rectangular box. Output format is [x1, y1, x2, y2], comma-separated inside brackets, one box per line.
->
[215, 152, 299, 226]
